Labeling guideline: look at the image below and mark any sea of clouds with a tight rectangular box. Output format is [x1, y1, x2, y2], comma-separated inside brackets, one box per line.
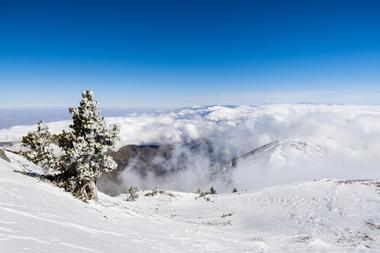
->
[1, 104, 380, 192]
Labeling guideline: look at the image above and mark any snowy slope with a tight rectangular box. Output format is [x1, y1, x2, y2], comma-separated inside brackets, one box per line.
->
[1, 152, 379, 253]
[222, 139, 324, 171]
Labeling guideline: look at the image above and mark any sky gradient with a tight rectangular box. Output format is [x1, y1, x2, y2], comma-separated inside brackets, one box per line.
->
[1, 0, 380, 108]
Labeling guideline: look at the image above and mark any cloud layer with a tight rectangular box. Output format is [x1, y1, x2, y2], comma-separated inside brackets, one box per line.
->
[1, 104, 380, 192]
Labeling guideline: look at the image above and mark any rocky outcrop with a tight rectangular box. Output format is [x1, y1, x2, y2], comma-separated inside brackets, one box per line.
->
[0, 148, 10, 162]
[110, 139, 217, 177]
[98, 139, 218, 195]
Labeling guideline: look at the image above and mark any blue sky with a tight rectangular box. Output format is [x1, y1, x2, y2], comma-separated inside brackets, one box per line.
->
[0, 0, 380, 108]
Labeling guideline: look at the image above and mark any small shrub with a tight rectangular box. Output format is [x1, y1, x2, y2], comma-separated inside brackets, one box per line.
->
[221, 213, 233, 218]
[209, 186, 217, 194]
[126, 187, 139, 201]
[195, 186, 217, 201]
[144, 187, 159, 197]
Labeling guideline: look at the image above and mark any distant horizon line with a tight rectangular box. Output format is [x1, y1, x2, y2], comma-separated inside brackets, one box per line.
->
[2, 102, 380, 110]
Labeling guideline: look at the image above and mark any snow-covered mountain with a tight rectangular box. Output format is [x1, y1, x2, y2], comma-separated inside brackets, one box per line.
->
[1, 150, 379, 252]
[222, 139, 325, 171]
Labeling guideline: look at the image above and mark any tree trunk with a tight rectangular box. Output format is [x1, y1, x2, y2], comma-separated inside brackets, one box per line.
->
[80, 180, 98, 200]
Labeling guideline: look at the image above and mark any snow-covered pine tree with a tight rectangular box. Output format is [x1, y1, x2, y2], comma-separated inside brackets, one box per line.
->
[60, 90, 120, 200]
[21, 121, 59, 175]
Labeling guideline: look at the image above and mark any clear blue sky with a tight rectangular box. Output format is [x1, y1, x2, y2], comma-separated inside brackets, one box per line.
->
[1, 0, 380, 108]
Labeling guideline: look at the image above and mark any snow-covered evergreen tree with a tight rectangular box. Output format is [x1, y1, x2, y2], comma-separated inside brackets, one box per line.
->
[20, 91, 120, 201]
[21, 121, 59, 174]
[59, 90, 120, 200]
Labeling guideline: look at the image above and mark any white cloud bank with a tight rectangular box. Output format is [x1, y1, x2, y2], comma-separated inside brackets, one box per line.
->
[1, 104, 380, 192]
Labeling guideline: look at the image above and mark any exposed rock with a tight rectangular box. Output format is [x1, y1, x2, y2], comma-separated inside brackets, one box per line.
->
[98, 139, 219, 195]
[0, 148, 10, 162]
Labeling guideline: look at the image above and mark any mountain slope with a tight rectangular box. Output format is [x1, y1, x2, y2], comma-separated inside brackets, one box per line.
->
[221, 139, 324, 170]
[0, 152, 379, 252]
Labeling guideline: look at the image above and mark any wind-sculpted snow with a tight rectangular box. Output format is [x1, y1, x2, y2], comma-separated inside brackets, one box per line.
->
[1, 105, 380, 191]
[0, 152, 379, 252]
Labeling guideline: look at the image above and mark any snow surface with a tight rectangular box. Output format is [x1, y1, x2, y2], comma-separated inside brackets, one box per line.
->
[1, 151, 379, 253]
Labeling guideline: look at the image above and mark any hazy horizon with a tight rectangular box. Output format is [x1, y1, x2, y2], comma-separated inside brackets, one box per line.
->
[2, 102, 380, 129]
